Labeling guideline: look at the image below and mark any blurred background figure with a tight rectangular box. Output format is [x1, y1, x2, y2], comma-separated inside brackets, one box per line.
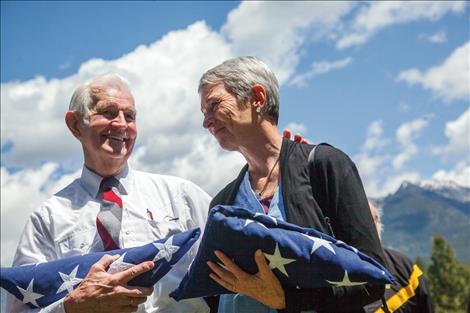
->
[365, 201, 435, 313]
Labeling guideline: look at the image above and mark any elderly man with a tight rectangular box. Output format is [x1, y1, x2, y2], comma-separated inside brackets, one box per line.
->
[7, 74, 211, 313]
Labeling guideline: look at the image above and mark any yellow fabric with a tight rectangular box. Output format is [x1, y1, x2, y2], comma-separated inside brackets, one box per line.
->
[375, 264, 423, 313]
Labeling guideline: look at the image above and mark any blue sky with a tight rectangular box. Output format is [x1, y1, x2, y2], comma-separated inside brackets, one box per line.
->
[1, 1, 469, 265]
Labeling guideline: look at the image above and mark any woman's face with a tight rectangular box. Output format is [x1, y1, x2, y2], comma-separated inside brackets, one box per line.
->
[200, 82, 252, 151]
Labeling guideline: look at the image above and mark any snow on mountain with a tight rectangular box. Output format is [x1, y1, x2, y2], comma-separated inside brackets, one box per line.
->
[419, 179, 470, 202]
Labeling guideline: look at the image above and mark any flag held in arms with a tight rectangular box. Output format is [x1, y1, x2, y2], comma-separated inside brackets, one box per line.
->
[170, 206, 394, 301]
[1, 228, 200, 308]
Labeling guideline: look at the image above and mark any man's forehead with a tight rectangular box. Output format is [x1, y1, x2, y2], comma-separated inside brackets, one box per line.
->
[93, 90, 135, 108]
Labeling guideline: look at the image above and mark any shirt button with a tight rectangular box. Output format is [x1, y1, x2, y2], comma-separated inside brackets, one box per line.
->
[125, 231, 130, 235]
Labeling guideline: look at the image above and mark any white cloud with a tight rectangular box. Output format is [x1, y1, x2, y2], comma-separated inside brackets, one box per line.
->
[283, 122, 307, 137]
[363, 120, 389, 151]
[221, 1, 353, 83]
[397, 41, 470, 103]
[288, 57, 353, 87]
[393, 116, 432, 169]
[1, 21, 233, 172]
[1, 164, 80, 266]
[433, 108, 470, 159]
[337, 1, 466, 49]
[354, 120, 424, 198]
[419, 30, 447, 44]
[353, 120, 391, 197]
[432, 161, 470, 188]
[381, 171, 422, 195]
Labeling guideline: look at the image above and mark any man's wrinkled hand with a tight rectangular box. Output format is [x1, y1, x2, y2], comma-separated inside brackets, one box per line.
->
[64, 254, 154, 313]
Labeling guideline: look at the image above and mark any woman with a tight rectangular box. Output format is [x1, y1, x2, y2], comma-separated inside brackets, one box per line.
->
[199, 56, 386, 313]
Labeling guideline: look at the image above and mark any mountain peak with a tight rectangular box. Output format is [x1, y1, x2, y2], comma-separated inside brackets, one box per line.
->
[395, 179, 470, 202]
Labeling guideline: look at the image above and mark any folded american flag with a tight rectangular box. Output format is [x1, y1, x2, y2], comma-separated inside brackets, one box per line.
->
[170, 206, 393, 301]
[1, 228, 200, 308]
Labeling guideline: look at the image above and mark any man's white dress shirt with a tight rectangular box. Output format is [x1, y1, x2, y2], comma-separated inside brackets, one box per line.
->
[6, 165, 211, 313]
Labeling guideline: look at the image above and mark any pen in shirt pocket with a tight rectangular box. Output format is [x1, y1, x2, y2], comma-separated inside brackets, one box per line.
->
[147, 208, 154, 221]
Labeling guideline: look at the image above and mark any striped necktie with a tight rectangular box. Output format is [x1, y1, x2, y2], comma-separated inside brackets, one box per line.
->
[96, 177, 122, 251]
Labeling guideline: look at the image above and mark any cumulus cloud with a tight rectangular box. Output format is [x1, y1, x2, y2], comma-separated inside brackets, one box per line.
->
[397, 41, 470, 103]
[353, 120, 391, 197]
[288, 57, 353, 87]
[283, 122, 307, 136]
[393, 116, 432, 169]
[1, 164, 80, 266]
[221, 1, 353, 82]
[1, 21, 232, 172]
[353, 119, 424, 198]
[337, 1, 466, 49]
[419, 30, 447, 44]
[433, 108, 470, 159]
[432, 161, 470, 188]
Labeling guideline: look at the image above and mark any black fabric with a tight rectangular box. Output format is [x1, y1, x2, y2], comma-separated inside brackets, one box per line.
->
[364, 248, 435, 313]
[209, 138, 387, 313]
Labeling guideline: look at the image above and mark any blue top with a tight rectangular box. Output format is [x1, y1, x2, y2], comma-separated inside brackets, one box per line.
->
[218, 171, 284, 313]
[218, 172, 315, 313]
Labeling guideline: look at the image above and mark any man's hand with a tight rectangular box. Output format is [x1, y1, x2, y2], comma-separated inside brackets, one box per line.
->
[64, 254, 154, 313]
[207, 250, 286, 310]
[282, 129, 308, 144]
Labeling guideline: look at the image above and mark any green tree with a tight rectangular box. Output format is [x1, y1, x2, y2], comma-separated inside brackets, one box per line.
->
[414, 255, 428, 274]
[428, 235, 470, 313]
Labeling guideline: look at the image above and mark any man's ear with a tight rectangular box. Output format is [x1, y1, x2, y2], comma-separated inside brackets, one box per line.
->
[251, 84, 267, 109]
[65, 111, 83, 140]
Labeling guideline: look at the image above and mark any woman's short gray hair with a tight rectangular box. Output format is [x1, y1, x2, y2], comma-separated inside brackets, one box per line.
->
[198, 56, 280, 124]
[69, 73, 133, 122]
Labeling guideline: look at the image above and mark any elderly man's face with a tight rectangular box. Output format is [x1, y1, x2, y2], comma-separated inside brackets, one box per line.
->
[78, 88, 137, 176]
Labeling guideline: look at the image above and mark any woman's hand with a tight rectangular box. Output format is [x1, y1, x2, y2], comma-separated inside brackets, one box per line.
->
[207, 249, 286, 310]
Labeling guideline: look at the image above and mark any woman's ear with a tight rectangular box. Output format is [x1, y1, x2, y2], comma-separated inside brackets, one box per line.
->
[251, 84, 267, 109]
[65, 111, 83, 140]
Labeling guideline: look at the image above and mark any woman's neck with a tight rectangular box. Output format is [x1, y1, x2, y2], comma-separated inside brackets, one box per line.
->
[240, 126, 282, 177]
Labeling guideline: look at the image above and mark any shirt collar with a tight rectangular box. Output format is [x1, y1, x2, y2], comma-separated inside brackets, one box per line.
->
[80, 164, 133, 198]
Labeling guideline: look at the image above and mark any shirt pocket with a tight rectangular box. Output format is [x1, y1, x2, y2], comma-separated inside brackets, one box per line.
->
[147, 217, 186, 240]
[56, 228, 101, 258]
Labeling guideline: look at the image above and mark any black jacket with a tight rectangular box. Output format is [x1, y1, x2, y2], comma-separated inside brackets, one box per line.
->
[364, 248, 434, 313]
[209, 139, 386, 313]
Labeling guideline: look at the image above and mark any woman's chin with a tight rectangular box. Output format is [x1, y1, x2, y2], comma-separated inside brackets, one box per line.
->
[216, 138, 238, 152]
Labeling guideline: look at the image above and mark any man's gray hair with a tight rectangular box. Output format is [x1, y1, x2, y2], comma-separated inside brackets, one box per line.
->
[69, 73, 133, 122]
[369, 201, 384, 240]
[198, 56, 280, 124]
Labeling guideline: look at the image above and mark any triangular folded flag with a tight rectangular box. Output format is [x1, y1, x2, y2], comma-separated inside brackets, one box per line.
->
[170, 206, 393, 301]
[1, 228, 200, 308]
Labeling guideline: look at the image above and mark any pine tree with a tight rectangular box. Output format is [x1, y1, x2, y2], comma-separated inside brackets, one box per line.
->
[428, 235, 470, 313]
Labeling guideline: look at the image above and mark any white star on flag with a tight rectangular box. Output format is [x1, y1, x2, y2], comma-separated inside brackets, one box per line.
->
[301, 233, 336, 255]
[263, 243, 295, 277]
[57, 265, 83, 294]
[107, 253, 135, 274]
[326, 270, 367, 286]
[17, 279, 43, 307]
[244, 218, 268, 229]
[153, 236, 179, 262]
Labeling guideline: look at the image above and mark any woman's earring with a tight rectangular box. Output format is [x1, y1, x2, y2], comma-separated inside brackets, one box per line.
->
[256, 107, 261, 113]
